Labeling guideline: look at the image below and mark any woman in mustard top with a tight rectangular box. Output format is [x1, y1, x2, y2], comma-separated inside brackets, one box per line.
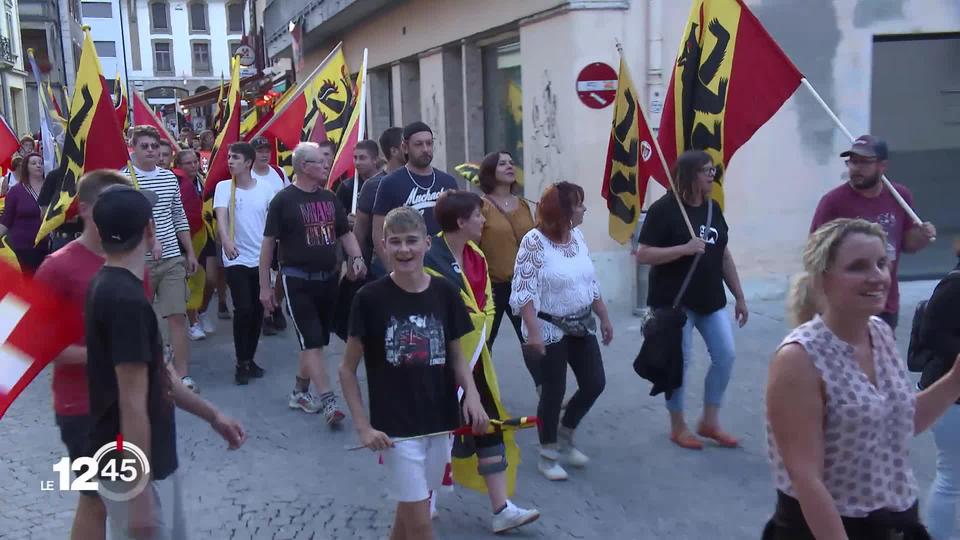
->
[477, 151, 538, 387]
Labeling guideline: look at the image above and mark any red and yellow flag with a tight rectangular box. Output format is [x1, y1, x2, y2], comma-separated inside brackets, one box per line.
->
[655, 0, 802, 209]
[114, 72, 129, 133]
[36, 27, 129, 244]
[601, 58, 668, 244]
[326, 50, 367, 192]
[132, 91, 177, 147]
[256, 43, 355, 151]
[201, 57, 241, 242]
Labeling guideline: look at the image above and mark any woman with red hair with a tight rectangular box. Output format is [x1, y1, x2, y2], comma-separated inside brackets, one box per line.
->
[509, 182, 613, 481]
[0, 152, 50, 271]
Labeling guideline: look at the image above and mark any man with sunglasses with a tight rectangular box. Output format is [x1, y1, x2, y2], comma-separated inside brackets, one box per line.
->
[810, 134, 936, 330]
[123, 126, 201, 391]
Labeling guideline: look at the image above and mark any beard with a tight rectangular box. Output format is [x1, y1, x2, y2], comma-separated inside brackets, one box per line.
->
[408, 153, 432, 169]
[850, 172, 881, 190]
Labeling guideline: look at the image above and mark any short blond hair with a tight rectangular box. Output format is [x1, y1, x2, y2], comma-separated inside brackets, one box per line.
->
[788, 218, 886, 325]
[383, 206, 427, 238]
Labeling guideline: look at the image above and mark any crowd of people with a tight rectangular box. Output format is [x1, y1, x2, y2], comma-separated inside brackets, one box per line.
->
[6, 118, 960, 539]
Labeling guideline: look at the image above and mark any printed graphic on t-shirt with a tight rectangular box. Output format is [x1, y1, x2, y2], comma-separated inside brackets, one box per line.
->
[874, 211, 899, 262]
[384, 314, 446, 367]
[699, 225, 719, 244]
[403, 188, 448, 215]
[299, 200, 338, 247]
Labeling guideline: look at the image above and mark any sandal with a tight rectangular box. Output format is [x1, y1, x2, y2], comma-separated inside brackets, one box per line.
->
[696, 424, 740, 448]
[669, 431, 703, 450]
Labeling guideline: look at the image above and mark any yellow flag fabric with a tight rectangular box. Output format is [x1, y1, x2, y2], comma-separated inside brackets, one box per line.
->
[239, 107, 258, 137]
[186, 229, 207, 311]
[0, 234, 19, 271]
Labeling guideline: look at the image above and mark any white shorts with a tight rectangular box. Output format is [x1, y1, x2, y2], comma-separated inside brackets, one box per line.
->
[382, 435, 452, 503]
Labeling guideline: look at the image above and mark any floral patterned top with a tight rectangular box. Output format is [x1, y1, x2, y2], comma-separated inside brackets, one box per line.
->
[767, 315, 918, 517]
[509, 227, 601, 345]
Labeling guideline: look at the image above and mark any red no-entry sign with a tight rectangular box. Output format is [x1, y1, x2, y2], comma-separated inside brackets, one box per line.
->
[576, 62, 618, 109]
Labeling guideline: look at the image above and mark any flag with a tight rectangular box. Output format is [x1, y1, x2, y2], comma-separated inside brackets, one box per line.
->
[276, 140, 293, 180]
[201, 57, 242, 242]
[0, 262, 84, 419]
[114, 72, 129, 133]
[0, 115, 18, 174]
[601, 58, 668, 244]
[239, 107, 258, 138]
[27, 49, 64, 176]
[0, 235, 18, 272]
[454, 163, 480, 185]
[655, 0, 802, 209]
[326, 50, 367, 190]
[257, 43, 355, 151]
[132, 91, 177, 147]
[212, 75, 225, 132]
[290, 18, 304, 74]
[47, 82, 65, 122]
[36, 29, 129, 245]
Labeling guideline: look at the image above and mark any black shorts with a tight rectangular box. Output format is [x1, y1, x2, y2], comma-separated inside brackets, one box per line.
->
[55, 414, 98, 498]
[282, 273, 339, 350]
[199, 238, 216, 263]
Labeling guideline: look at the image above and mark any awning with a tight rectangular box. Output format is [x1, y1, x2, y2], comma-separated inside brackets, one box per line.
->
[179, 73, 271, 108]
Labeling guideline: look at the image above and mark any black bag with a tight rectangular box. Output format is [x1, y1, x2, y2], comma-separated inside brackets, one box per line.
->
[632, 199, 712, 399]
[907, 270, 960, 373]
[537, 306, 597, 338]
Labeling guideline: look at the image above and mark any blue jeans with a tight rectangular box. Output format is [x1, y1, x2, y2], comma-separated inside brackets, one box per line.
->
[665, 308, 736, 413]
[926, 404, 960, 539]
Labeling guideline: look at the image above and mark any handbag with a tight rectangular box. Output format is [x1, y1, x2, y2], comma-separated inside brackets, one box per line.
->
[537, 306, 597, 337]
[632, 199, 712, 398]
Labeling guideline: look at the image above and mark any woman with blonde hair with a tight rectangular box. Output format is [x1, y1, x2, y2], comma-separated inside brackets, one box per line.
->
[764, 218, 960, 539]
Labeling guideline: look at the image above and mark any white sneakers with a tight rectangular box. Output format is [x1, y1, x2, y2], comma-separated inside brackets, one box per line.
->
[492, 500, 540, 533]
[288, 391, 321, 414]
[558, 426, 590, 467]
[199, 311, 216, 334]
[188, 323, 206, 341]
[538, 446, 568, 481]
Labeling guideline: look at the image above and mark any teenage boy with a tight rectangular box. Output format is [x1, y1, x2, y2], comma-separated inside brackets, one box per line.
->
[86, 184, 245, 539]
[214, 142, 281, 384]
[339, 206, 488, 540]
[250, 136, 290, 334]
[35, 170, 133, 540]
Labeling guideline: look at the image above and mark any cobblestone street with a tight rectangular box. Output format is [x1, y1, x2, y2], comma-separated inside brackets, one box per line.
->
[0, 280, 943, 539]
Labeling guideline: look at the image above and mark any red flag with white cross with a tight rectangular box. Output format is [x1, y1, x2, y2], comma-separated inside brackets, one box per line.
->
[0, 262, 84, 419]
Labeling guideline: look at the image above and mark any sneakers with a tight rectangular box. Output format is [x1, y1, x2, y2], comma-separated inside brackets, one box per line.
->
[181, 376, 199, 393]
[235, 364, 250, 385]
[199, 311, 216, 334]
[558, 426, 590, 467]
[188, 323, 206, 341]
[537, 446, 568, 481]
[320, 394, 346, 426]
[492, 501, 540, 534]
[288, 391, 321, 414]
[248, 361, 265, 378]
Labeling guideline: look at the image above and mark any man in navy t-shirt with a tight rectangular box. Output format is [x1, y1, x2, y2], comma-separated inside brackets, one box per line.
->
[371, 121, 458, 272]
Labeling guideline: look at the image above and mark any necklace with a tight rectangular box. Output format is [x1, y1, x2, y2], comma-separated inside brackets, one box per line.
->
[406, 166, 436, 191]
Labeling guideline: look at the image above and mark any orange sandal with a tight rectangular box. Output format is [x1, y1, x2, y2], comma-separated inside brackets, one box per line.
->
[696, 425, 739, 448]
[669, 431, 703, 450]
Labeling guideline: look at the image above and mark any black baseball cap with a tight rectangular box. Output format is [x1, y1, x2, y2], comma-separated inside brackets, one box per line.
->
[250, 136, 272, 149]
[93, 185, 158, 248]
[402, 121, 432, 140]
[840, 134, 888, 160]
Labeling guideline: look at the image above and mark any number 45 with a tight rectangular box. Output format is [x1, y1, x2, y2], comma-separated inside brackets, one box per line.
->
[53, 457, 137, 491]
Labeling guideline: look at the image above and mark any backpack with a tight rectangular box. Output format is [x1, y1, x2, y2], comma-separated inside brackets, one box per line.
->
[907, 270, 960, 372]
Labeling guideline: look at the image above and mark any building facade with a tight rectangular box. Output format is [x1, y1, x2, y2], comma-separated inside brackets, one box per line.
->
[0, 0, 28, 137]
[264, 0, 960, 307]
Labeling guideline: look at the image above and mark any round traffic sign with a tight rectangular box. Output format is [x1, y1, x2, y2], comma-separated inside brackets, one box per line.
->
[576, 62, 618, 109]
[235, 45, 256, 67]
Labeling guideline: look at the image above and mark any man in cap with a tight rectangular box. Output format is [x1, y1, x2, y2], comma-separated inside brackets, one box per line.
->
[249, 136, 290, 335]
[810, 134, 936, 329]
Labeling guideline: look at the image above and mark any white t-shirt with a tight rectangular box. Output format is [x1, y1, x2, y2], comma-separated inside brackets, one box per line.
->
[251, 165, 288, 191]
[213, 178, 281, 268]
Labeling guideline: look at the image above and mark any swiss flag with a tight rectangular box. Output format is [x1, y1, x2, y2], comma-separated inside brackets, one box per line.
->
[0, 262, 84, 419]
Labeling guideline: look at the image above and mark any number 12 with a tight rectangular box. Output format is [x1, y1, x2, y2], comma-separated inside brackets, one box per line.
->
[52, 457, 98, 491]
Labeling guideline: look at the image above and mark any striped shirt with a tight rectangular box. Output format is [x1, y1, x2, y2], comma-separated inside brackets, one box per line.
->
[122, 165, 189, 259]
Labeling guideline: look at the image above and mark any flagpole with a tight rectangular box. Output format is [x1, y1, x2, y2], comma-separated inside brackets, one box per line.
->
[616, 42, 695, 239]
[248, 43, 344, 142]
[351, 48, 369, 214]
[800, 78, 923, 228]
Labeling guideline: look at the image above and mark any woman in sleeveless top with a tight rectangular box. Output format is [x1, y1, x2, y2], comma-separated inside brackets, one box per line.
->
[765, 218, 960, 539]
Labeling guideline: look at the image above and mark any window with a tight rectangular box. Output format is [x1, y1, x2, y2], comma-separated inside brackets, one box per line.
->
[226, 2, 244, 34]
[153, 40, 173, 74]
[482, 41, 524, 189]
[5, 13, 14, 55]
[94, 40, 116, 57]
[149, 1, 170, 33]
[228, 41, 241, 58]
[81, 2, 112, 18]
[191, 41, 211, 75]
[188, 1, 208, 33]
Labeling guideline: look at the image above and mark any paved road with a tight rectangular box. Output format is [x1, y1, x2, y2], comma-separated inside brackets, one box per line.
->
[0, 280, 947, 539]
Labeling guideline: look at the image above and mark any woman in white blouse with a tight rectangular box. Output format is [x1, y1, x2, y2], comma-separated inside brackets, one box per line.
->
[510, 181, 613, 481]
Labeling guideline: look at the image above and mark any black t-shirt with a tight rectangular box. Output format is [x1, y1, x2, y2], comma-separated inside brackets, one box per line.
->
[335, 176, 365, 216]
[349, 275, 472, 437]
[263, 185, 349, 273]
[638, 193, 729, 314]
[371, 166, 459, 236]
[85, 266, 178, 479]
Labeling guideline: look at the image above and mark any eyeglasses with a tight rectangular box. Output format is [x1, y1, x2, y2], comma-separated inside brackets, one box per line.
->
[138, 143, 160, 150]
[699, 166, 717, 176]
[844, 158, 878, 167]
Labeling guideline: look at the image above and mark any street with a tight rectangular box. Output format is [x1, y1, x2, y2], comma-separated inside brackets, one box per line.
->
[0, 279, 946, 539]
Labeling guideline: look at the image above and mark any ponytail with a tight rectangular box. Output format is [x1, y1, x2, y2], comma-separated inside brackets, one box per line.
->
[787, 272, 819, 326]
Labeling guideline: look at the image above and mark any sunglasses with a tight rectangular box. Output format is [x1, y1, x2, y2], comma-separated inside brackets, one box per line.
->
[138, 143, 160, 150]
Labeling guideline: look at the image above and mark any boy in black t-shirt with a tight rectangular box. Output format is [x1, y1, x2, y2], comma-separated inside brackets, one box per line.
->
[87, 185, 246, 539]
[339, 206, 488, 539]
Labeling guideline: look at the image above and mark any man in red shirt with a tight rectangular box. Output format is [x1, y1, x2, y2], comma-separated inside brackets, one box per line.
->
[35, 170, 145, 540]
[810, 135, 936, 329]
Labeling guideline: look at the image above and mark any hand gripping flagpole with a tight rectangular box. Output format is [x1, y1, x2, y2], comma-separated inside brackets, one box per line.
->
[345, 417, 540, 451]
[800, 79, 927, 234]
[615, 41, 696, 240]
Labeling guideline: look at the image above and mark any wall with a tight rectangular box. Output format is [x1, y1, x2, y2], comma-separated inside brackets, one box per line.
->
[80, 0, 125, 82]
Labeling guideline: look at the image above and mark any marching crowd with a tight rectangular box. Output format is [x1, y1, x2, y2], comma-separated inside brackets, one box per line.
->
[7, 118, 960, 540]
